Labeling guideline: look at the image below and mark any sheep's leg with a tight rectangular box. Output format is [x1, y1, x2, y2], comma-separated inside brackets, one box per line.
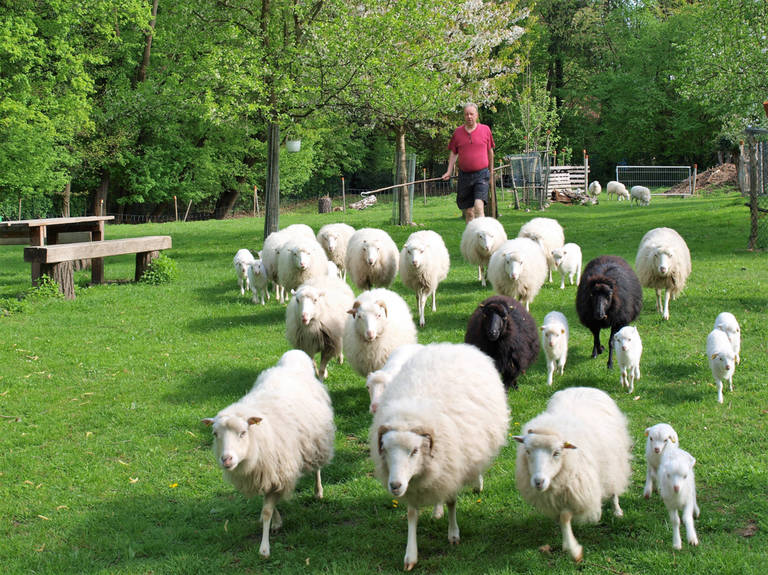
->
[477, 265, 483, 284]
[655, 289, 662, 313]
[239, 277, 245, 295]
[431, 503, 444, 519]
[417, 292, 426, 328]
[431, 290, 437, 312]
[682, 504, 698, 546]
[619, 368, 627, 390]
[606, 329, 616, 369]
[728, 373, 734, 392]
[590, 329, 603, 358]
[259, 492, 281, 558]
[474, 474, 484, 493]
[559, 273, 565, 289]
[662, 289, 671, 321]
[446, 499, 460, 545]
[548, 266, 553, 283]
[693, 488, 700, 519]
[314, 468, 324, 499]
[559, 510, 582, 562]
[611, 493, 624, 517]
[716, 379, 724, 404]
[628, 369, 635, 393]
[318, 352, 331, 381]
[644, 467, 655, 499]
[546, 359, 555, 386]
[404, 505, 419, 571]
[669, 509, 682, 550]
[338, 351, 344, 365]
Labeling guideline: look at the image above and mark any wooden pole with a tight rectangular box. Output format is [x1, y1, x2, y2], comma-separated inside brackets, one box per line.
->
[692, 164, 698, 196]
[100, 199, 104, 216]
[584, 151, 589, 196]
[184, 201, 192, 222]
[174, 196, 178, 221]
[253, 185, 257, 217]
[422, 168, 427, 206]
[342, 176, 346, 212]
[18, 196, 22, 220]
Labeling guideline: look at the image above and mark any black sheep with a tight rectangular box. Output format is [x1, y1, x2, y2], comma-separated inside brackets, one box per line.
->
[465, 295, 540, 390]
[576, 255, 643, 369]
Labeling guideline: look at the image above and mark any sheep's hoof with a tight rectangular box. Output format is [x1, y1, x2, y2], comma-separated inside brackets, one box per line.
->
[688, 536, 699, 546]
[404, 561, 416, 571]
[449, 536, 460, 546]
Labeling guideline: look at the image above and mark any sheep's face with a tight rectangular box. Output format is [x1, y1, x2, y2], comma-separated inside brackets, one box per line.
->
[234, 261, 249, 277]
[323, 233, 338, 254]
[660, 452, 695, 494]
[590, 283, 613, 320]
[551, 249, 564, 267]
[514, 432, 576, 492]
[477, 230, 494, 254]
[378, 428, 433, 497]
[503, 253, 523, 280]
[614, 326, 639, 352]
[350, 300, 387, 342]
[363, 241, 380, 266]
[645, 424, 678, 456]
[366, 371, 390, 413]
[296, 286, 323, 324]
[405, 244, 424, 269]
[709, 349, 735, 376]
[481, 305, 508, 342]
[541, 325, 565, 349]
[202, 414, 261, 471]
[249, 261, 267, 284]
[654, 249, 673, 276]
[290, 247, 312, 271]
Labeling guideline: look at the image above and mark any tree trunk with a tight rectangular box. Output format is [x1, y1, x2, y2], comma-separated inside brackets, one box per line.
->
[264, 122, 280, 239]
[62, 181, 71, 217]
[92, 170, 109, 216]
[136, 0, 159, 85]
[395, 126, 411, 226]
[214, 189, 240, 219]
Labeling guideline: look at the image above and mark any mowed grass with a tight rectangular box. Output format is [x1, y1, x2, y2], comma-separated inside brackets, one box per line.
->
[1, 191, 767, 574]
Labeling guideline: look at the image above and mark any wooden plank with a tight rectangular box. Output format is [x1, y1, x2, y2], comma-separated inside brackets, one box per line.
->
[24, 236, 171, 263]
[0, 216, 113, 228]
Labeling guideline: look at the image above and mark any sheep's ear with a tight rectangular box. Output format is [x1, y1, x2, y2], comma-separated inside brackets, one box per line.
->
[376, 300, 388, 317]
[644, 428, 651, 437]
[563, 442, 577, 450]
[710, 353, 718, 360]
[377, 426, 391, 454]
[247, 417, 262, 426]
[412, 427, 434, 455]
[561, 328, 566, 335]
[348, 301, 361, 317]
[202, 418, 215, 427]
[513, 435, 526, 444]
[669, 434, 677, 443]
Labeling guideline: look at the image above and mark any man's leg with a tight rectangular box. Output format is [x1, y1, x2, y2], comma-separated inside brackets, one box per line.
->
[472, 198, 484, 219]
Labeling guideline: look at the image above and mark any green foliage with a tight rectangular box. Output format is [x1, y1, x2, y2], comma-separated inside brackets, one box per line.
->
[138, 254, 178, 285]
[24, 274, 64, 302]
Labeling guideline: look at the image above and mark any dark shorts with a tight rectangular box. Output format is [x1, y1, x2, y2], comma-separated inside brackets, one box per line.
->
[456, 168, 490, 210]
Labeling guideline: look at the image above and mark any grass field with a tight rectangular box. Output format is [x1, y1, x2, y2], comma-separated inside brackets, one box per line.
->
[1, 191, 767, 574]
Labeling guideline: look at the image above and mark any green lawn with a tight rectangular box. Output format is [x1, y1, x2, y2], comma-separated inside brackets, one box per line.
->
[1, 191, 767, 574]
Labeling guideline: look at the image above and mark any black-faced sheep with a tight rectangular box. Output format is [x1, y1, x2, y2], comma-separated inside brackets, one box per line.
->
[635, 227, 691, 320]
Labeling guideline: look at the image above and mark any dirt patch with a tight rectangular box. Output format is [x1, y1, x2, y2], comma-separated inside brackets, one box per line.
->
[667, 163, 739, 194]
[734, 518, 759, 538]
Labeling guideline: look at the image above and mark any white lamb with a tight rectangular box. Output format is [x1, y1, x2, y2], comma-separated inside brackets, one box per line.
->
[345, 228, 400, 290]
[399, 230, 450, 327]
[643, 423, 679, 499]
[539, 311, 569, 386]
[517, 217, 565, 283]
[551, 242, 582, 289]
[514, 387, 632, 562]
[714, 312, 741, 365]
[459, 216, 507, 286]
[317, 222, 355, 281]
[612, 325, 642, 393]
[285, 275, 355, 380]
[370, 342, 509, 570]
[658, 447, 700, 549]
[277, 236, 329, 294]
[588, 180, 601, 198]
[630, 185, 651, 206]
[366, 343, 424, 414]
[247, 258, 270, 305]
[343, 288, 418, 378]
[202, 349, 335, 559]
[606, 180, 629, 201]
[635, 227, 692, 320]
[706, 328, 736, 404]
[233, 249, 256, 296]
[487, 237, 548, 310]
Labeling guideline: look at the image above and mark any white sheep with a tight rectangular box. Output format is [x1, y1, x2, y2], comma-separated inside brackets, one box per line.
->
[285, 275, 355, 380]
[517, 217, 565, 283]
[635, 227, 692, 320]
[588, 180, 601, 198]
[714, 312, 741, 365]
[612, 325, 642, 393]
[606, 180, 629, 201]
[277, 236, 330, 294]
[343, 288, 418, 378]
[261, 225, 316, 303]
[459, 216, 507, 286]
[539, 311, 569, 386]
[370, 342, 509, 570]
[551, 242, 582, 289]
[486, 237, 548, 310]
[202, 349, 335, 559]
[707, 328, 736, 404]
[399, 230, 450, 327]
[247, 258, 270, 305]
[658, 447, 700, 549]
[630, 185, 651, 206]
[366, 343, 424, 414]
[345, 228, 400, 290]
[514, 387, 632, 562]
[317, 222, 355, 281]
[643, 423, 679, 499]
[233, 249, 256, 296]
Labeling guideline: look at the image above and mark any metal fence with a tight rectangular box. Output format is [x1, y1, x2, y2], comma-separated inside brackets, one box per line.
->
[503, 153, 546, 209]
[615, 165, 694, 194]
[744, 127, 768, 249]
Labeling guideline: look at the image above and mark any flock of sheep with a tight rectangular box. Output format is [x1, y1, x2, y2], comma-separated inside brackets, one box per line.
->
[212, 202, 742, 569]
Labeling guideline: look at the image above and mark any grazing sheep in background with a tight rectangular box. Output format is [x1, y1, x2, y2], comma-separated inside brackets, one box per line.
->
[247, 258, 270, 305]
[714, 312, 741, 365]
[261, 225, 316, 304]
[399, 230, 450, 327]
[612, 325, 642, 393]
[277, 236, 330, 294]
[588, 180, 601, 198]
[202, 349, 335, 559]
[345, 228, 400, 290]
[606, 181, 629, 201]
[514, 387, 632, 562]
[576, 255, 643, 369]
[540, 311, 569, 386]
[285, 276, 355, 380]
[460, 217, 507, 286]
[517, 217, 565, 283]
[343, 288, 418, 377]
[706, 328, 736, 404]
[317, 223, 355, 281]
[233, 249, 256, 296]
[552, 242, 582, 289]
[630, 185, 651, 206]
[370, 342, 509, 571]
[366, 343, 424, 414]
[464, 295, 540, 390]
[487, 238, 548, 311]
[635, 227, 691, 320]
[644, 423, 679, 499]
[658, 447, 700, 549]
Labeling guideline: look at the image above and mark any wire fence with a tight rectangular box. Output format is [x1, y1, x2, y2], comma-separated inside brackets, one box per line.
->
[744, 127, 768, 249]
[615, 165, 694, 195]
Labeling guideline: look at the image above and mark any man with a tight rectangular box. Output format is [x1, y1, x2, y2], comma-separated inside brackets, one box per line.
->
[441, 103, 495, 223]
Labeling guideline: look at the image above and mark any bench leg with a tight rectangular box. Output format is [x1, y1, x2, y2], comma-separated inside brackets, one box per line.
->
[41, 262, 76, 300]
[135, 251, 159, 282]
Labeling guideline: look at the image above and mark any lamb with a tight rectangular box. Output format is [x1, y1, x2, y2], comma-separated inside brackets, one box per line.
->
[233, 249, 256, 296]
[630, 185, 651, 206]
[399, 230, 450, 327]
[366, 343, 424, 413]
[606, 180, 629, 201]
[551, 242, 582, 289]
[202, 349, 335, 559]
[643, 423, 679, 499]
[343, 288, 418, 378]
[588, 180, 601, 198]
[517, 217, 565, 283]
[658, 447, 700, 549]
[345, 228, 400, 290]
[706, 328, 736, 404]
[247, 258, 270, 305]
[487, 237, 548, 310]
[514, 387, 632, 562]
[277, 235, 330, 294]
[464, 294, 540, 390]
[539, 311, 569, 386]
[635, 227, 691, 321]
[459, 216, 507, 286]
[261, 225, 316, 303]
[317, 222, 355, 281]
[370, 342, 509, 570]
[714, 311, 741, 365]
[576, 255, 643, 369]
[285, 275, 355, 380]
[612, 325, 642, 393]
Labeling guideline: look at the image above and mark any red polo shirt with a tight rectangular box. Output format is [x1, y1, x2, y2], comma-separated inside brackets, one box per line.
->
[448, 124, 494, 173]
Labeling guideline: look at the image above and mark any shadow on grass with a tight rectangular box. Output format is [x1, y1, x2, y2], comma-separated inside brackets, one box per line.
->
[186, 307, 286, 333]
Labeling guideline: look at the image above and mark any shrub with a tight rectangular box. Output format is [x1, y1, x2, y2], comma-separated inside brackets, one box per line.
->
[139, 254, 178, 285]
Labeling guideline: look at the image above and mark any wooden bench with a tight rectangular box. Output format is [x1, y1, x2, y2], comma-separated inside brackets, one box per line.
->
[24, 236, 172, 299]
